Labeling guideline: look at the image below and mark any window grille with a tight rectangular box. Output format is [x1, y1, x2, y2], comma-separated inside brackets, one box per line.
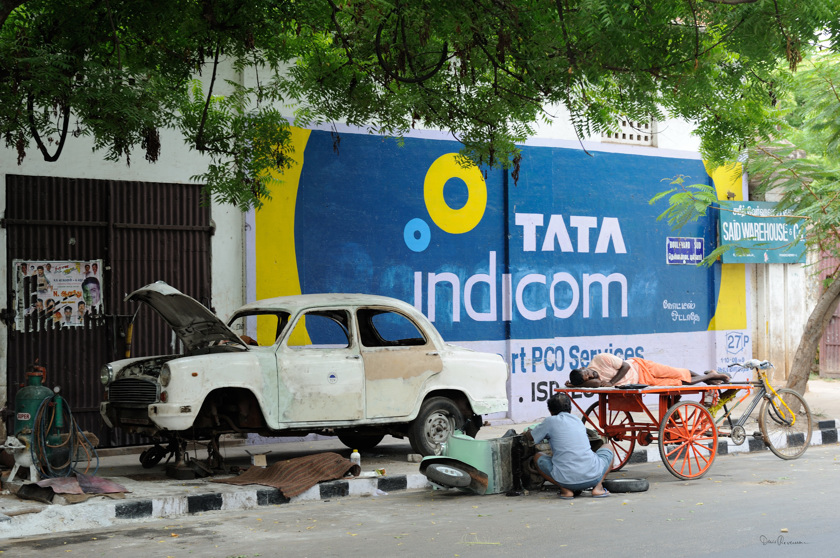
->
[601, 118, 656, 147]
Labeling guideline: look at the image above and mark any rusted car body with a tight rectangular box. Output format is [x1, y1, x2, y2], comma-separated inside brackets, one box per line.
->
[100, 282, 509, 455]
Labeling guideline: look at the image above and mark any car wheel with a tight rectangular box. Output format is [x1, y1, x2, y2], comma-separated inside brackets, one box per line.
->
[424, 463, 471, 488]
[603, 478, 649, 493]
[336, 432, 385, 452]
[408, 397, 464, 456]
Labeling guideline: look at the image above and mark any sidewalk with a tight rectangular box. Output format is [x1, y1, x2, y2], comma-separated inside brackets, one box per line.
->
[2, 378, 839, 540]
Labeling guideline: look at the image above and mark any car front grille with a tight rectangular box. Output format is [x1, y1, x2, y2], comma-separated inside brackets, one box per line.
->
[108, 378, 159, 405]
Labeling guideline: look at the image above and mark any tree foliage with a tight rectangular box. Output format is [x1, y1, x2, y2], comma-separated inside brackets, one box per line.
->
[1, 0, 838, 209]
[747, 52, 840, 394]
[652, 51, 840, 394]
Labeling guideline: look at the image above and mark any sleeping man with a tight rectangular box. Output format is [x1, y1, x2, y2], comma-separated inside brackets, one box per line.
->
[566, 353, 731, 388]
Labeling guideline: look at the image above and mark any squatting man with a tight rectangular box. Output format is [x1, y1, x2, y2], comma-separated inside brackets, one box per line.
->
[524, 392, 613, 499]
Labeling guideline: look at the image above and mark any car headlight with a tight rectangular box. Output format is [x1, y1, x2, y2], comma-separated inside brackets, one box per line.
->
[159, 364, 171, 387]
[100, 364, 113, 385]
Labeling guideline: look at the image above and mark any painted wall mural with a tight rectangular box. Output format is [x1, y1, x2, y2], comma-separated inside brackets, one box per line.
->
[253, 128, 751, 421]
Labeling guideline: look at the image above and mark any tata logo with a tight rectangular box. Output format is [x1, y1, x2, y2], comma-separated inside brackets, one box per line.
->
[407, 154, 629, 325]
[726, 332, 750, 355]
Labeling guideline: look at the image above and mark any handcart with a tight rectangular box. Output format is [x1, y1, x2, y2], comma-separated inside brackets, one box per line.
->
[556, 363, 813, 480]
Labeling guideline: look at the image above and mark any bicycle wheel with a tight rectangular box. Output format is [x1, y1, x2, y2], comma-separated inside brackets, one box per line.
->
[583, 402, 636, 471]
[658, 401, 718, 480]
[759, 388, 812, 459]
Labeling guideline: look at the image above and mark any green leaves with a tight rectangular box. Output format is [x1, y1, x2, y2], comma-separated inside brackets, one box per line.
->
[2, 0, 840, 209]
[650, 177, 719, 231]
[180, 81, 295, 211]
[746, 52, 840, 262]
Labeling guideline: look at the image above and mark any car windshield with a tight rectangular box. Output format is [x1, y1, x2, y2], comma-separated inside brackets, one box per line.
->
[227, 311, 290, 347]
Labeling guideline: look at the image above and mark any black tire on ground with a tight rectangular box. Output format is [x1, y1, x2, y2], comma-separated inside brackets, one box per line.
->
[424, 463, 472, 488]
[603, 478, 649, 493]
[408, 397, 464, 456]
[139, 445, 167, 469]
[336, 432, 385, 452]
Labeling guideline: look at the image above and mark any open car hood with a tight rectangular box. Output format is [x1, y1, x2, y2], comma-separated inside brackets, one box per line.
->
[126, 281, 246, 352]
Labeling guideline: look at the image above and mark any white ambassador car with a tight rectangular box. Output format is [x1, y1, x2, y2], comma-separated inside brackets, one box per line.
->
[100, 282, 508, 455]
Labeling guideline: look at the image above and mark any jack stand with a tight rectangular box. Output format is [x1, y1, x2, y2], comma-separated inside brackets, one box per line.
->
[165, 438, 197, 480]
[164, 435, 227, 479]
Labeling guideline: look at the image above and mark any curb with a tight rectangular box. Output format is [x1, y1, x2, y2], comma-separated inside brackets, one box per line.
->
[625, 419, 838, 465]
[112, 473, 431, 521]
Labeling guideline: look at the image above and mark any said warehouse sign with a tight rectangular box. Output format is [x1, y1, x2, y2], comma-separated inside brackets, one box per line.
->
[718, 201, 806, 264]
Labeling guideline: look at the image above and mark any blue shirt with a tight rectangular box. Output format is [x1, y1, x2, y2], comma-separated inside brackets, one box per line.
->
[530, 413, 603, 486]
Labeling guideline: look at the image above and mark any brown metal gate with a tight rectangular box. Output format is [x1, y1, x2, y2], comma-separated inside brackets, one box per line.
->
[819, 255, 840, 378]
[3, 174, 212, 447]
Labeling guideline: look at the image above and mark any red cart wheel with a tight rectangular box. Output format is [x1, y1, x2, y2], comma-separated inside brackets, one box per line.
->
[658, 401, 718, 480]
[583, 402, 636, 471]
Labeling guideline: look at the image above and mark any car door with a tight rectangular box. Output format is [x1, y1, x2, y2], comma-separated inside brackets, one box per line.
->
[356, 307, 443, 418]
[275, 308, 365, 422]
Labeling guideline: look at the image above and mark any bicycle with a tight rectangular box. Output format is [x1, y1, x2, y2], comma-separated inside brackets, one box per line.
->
[708, 359, 813, 459]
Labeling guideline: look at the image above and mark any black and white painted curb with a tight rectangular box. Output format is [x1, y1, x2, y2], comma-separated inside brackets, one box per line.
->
[624, 419, 839, 466]
[113, 474, 430, 520]
[0, 474, 433, 539]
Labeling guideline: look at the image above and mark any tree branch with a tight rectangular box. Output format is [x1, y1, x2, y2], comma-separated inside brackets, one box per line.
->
[104, 0, 122, 69]
[26, 94, 70, 162]
[195, 41, 222, 152]
[786, 276, 840, 394]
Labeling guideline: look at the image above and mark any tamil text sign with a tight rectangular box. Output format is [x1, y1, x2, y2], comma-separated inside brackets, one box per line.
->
[718, 201, 805, 264]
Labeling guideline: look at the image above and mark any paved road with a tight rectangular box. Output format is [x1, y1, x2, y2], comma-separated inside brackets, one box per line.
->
[4, 444, 840, 557]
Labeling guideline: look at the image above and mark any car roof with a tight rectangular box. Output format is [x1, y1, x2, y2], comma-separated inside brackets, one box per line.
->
[234, 293, 422, 315]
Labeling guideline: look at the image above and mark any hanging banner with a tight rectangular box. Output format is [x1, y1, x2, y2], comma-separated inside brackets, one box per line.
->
[13, 259, 104, 331]
[718, 201, 806, 263]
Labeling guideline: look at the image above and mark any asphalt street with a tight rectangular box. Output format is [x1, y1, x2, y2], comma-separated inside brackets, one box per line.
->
[2, 377, 839, 546]
[3, 443, 839, 558]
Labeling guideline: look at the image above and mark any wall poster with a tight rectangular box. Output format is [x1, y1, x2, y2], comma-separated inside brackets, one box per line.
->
[13, 259, 104, 331]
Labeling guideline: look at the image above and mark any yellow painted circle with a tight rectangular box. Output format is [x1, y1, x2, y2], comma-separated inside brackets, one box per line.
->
[423, 154, 487, 234]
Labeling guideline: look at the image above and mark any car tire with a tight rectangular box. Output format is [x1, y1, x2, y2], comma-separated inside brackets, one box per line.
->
[424, 463, 472, 488]
[139, 445, 168, 469]
[408, 397, 464, 456]
[336, 432, 385, 452]
[603, 478, 649, 493]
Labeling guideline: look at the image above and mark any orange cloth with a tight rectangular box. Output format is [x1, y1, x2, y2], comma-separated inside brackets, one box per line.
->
[629, 357, 690, 386]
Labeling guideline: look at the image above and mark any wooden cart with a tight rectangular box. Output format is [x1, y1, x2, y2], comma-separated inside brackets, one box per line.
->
[556, 384, 753, 480]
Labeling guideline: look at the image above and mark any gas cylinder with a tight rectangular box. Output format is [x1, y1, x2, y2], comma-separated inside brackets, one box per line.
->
[14, 362, 53, 437]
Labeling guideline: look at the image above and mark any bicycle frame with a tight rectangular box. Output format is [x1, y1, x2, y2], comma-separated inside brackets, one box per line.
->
[712, 369, 796, 429]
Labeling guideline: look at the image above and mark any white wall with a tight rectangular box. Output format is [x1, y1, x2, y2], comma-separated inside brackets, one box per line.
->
[530, 102, 702, 152]
[749, 190, 814, 382]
